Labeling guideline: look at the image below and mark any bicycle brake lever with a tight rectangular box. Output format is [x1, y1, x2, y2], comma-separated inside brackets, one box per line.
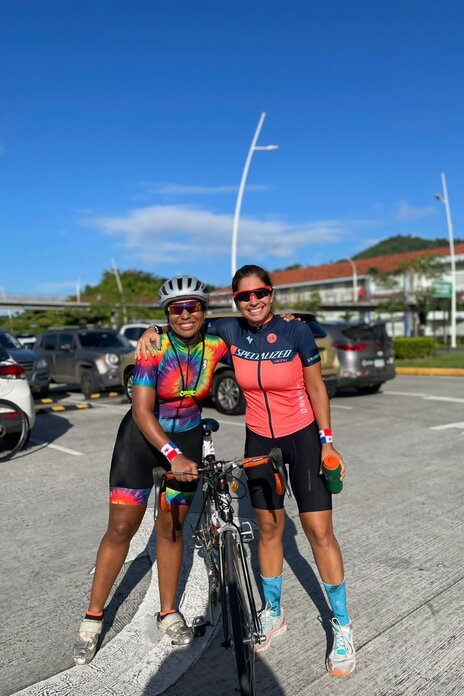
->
[269, 447, 292, 498]
[152, 466, 166, 521]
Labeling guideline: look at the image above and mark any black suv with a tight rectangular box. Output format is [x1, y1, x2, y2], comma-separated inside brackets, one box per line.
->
[322, 321, 396, 394]
[35, 329, 133, 398]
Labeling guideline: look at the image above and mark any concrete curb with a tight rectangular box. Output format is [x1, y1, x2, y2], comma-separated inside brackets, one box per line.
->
[396, 367, 464, 376]
[13, 513, 219, 696]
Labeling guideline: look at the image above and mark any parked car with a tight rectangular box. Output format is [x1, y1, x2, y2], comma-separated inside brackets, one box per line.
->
[0, 343, 36, 440]
[119, 321, 167, 348]
[119, 312, 340, 415]
[321, 321, 396, 394]
[0, 328, 50, 397]
[15, 333, 37, 349]
[35, 328, 133, 398]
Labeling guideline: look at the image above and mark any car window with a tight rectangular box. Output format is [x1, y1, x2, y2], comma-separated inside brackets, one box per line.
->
[57, 332, 75, 349]
[304, 320, 327, 339]
[79, 331, 131, 348]
[0, 330, 22, 350]
[0, 344, 10, 361]
[124, 327, 146, 341]
[41, 334, 57, 350]
[342, 324, 390, 344]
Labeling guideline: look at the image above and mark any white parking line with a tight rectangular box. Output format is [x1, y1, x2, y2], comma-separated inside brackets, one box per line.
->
[430, 422, 464, 431]
[385, 390, 464, 404]
[30, 439, 84, 456]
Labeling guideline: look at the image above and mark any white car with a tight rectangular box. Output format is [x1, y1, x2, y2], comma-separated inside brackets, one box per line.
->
[0, 344, 36, 435]
[119, 321, 167, 348]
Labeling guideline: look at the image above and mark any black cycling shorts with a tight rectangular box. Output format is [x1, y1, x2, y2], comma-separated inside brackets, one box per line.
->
[244, 421, 332, 514]
[109, 409, 202, 507]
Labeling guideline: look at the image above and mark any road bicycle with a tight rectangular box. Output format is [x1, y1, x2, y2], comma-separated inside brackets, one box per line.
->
[0, 398, 29, 462]
[153, 417, 291, 696]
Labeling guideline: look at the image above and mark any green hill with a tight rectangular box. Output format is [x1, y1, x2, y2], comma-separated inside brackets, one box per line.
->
[352, 235, 463, 260]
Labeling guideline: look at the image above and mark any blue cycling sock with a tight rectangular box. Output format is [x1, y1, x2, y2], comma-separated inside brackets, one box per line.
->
[322, 579, 350, 626]
[261, 574, 283, 616]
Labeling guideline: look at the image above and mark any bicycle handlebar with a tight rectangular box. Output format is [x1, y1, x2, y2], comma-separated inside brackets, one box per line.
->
[152, 448, 291, 520]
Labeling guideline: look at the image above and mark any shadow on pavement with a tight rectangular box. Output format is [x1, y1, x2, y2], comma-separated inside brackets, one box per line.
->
[237, 489, 333, 656]
[98, 529, 155, 646]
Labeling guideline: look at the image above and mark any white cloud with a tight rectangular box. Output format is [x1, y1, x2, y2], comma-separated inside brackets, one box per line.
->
[83, 204, 375, 266]
[138, 181, 268, 197]
[395, 201, 436, 221]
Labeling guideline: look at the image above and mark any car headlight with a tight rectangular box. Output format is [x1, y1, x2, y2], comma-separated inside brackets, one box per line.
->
[104, 353, 120, 367]
[37, 358, 48, 369]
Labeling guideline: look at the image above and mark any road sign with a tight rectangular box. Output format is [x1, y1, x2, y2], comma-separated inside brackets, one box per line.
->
[432, 281, 452, 298]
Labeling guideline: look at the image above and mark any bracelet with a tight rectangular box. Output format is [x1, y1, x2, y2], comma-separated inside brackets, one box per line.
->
[149, 325, 161, 334]
[161, 441, 182, 462]
[318, 429, 333, 445]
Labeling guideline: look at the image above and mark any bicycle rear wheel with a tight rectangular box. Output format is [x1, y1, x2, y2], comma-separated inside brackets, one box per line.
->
[0, 399, 29, 462]
[224, 530, 255, 696]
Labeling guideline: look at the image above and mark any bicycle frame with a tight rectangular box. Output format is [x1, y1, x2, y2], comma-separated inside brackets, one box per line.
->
[152, 417, 290, 696]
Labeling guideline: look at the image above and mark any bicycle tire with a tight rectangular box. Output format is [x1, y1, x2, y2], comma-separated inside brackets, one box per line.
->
[194, 488, 220, 624]
[0, 399, 29, 462]
[224, 530, 255, 696]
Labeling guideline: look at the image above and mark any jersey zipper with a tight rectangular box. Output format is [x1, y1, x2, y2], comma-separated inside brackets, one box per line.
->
[256, 328, 275, 438]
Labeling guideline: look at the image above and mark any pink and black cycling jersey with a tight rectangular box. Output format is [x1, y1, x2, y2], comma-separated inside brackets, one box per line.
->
[132, 332, 229, 432]
[205, 315, 320, 438]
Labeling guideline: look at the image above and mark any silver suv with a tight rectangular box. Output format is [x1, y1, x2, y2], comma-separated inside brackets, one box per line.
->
[35, 329, 133, 398]
[0, 329, 50, 398]
[322, 321, 396, 394]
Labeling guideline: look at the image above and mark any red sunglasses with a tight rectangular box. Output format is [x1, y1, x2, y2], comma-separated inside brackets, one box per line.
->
[167, 300, 206, 315]
[233, 286, 273, 303]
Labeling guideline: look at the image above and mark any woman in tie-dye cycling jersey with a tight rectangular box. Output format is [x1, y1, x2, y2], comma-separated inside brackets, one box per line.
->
[72, 276, 229, 665]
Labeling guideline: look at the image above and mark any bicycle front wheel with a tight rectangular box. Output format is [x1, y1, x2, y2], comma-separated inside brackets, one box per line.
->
[0, 399, 29, 462]
[224, 530, 255, 696]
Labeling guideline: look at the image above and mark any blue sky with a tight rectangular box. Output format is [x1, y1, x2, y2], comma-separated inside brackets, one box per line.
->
[1, 0, 463, 296]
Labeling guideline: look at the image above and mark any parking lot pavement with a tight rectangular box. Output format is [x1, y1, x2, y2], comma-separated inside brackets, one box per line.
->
[2, 376, 464, 696]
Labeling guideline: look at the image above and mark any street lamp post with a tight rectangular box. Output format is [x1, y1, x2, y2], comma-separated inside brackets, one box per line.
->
[435, 172, 457, 349]
[76, 274, 83, 304]
[231, 112, 278, 307]
[343, 258, 358, 303]
[111, 258, 128, 325]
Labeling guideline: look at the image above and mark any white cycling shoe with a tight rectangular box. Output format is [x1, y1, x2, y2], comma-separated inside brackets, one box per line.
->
[73, 617, 103, 666]
[157, 611, 194, 648]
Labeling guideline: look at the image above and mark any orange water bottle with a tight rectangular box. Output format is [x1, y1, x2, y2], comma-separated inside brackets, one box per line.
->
[322, 454, 343, 494]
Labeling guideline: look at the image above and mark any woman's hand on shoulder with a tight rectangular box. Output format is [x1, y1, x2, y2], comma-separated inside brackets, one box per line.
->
[321, 443, 346, 479]
[281, 313, 296, 322]
[135, 328, 162, 360]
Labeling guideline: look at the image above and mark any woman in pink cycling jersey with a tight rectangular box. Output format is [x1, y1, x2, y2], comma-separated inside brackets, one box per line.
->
[137, 264, 355, 677]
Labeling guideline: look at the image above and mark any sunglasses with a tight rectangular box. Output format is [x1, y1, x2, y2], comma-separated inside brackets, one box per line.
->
[167, 300, 205, 316]
[233, 286, 273, 303]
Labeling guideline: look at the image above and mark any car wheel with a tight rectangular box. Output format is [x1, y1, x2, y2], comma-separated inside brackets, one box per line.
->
[324, 381, 337, 400]
[212, 370, 246, 416]
[124, 367, 134, 402]
[357, 383, 382, 395]
[35, 386, 49, 399]
[80, 369, 99, 399]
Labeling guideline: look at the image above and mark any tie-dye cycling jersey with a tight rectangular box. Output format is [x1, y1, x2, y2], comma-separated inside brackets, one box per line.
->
[132, 332, 229, 432]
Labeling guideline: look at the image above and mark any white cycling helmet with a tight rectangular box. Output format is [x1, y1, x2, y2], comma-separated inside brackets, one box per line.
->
[159, 275, 209, 309]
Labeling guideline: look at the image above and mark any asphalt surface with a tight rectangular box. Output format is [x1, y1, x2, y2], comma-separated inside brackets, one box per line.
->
[1, 375, 464, 695]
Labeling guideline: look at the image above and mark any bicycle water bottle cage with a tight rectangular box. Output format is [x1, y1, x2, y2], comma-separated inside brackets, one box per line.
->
[179, 389, 197, 397]
[201, 418, 220, 433]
